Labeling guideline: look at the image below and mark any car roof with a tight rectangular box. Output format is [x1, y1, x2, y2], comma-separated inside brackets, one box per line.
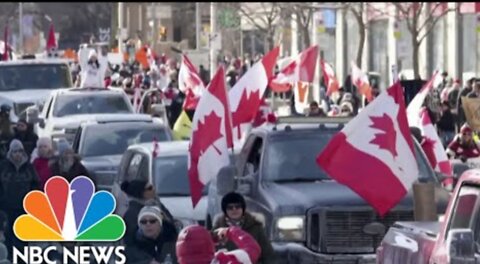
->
[0, 59, 70, 66]
[252, 116, 351, 136]
[132, 141, 190, 157]
[53, 87, 125, 96]
[80, 114, 155, 125]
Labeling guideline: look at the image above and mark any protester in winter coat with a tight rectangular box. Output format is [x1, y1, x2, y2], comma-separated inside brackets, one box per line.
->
[80, 50, 104, 88]
[176, 225, 260, 264]
[0, 105, 13, 162]
[125, 205, 178, 264]
[437, 101, 456, 147]
[31, 137, 54, 189]
[13, 119, 38, 157]
[467, 79, 480, 99]
[49, 139, 93, 184]
[446, 124, 480, 161]
[213, 192, 275, 264]
[457, 78, 475, 129]
[0, 140, 40, 256]
[121, 180, 176, 246]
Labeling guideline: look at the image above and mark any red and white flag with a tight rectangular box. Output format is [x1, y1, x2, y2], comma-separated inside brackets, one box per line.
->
[46, 23, 57, 53]
[418, 107, 453, 186]
[188, 66, 233, 207]
[229, 46, 279, 140]
[317, 81, 419, 216]
[321, 60, 339, 97]
[269, 45, 319, 92]
[351, 61, 373, 102]
[2, 24, 9, 61]
[406, 70, 439, 126]
[178, 54, 205, 110]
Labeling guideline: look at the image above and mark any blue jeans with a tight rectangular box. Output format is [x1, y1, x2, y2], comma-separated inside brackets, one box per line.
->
[439, 131, 455, 147]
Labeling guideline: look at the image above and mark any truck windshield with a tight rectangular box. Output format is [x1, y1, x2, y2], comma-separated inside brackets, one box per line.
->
[263, 130, 436, 183]
[53, 94, 132, 117]
[0, 64, 71, 91]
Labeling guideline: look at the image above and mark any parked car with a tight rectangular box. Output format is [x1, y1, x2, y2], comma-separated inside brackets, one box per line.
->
[0, 59, 73, 122]
[71, 114, 173, 190]
[30, 87, 135, 144]
[377, 169, 480, 264]
[208, 116, 451, 264]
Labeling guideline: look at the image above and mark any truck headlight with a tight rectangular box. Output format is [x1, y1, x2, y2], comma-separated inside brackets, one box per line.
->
[275, 216, 305, 242]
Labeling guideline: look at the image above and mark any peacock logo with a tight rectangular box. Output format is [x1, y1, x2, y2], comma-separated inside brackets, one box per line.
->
[13, 176, 125, 241]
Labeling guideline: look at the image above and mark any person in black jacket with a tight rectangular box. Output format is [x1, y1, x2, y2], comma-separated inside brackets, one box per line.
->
[437, 101, 456, 147]
[125, 204, 178, 264]
[457, 78, 475, 129]
[0, 139, 39, 260]
[121, 180, 176, 246]
[0, 105, 14, 162]
[13, 119, 38, 157]
[49, 139, 94, 185]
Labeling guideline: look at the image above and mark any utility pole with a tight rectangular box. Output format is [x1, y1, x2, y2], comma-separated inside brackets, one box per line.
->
[210, 2, 218, 78]
[18, 2, 23, 55]
[118, 2, 124, 54]
[196, 2, 201, 50]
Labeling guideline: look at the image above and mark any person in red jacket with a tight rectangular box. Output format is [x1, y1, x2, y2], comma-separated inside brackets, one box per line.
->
[446, 123, 480, 161]
[31, 137, 54, 189]
[176, 225, 261, 264]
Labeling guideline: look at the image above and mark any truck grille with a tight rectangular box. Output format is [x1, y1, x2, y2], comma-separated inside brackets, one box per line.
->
[307, 207, 413, 254]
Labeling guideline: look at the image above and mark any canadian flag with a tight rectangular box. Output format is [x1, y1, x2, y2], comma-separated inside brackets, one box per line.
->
[178, 54, 205, 110]
[317, 81, 419, 216]
[406, 70, 439, 126]
[293, 81, 310, 114]
[321, 60, 339, 97]
[269, 45, 319, 92]
[351, 61, 373, 102]
[229, 46, 279, 140]
[418, 108, 453, 181]
[188, 66, 233, 207]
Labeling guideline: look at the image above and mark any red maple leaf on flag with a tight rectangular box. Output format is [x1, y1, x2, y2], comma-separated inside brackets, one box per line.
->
[369, 114, 398, 157]
[190, 111, 224, 159]
[189, 111, 225, 206]
[231, 89, 260, 138]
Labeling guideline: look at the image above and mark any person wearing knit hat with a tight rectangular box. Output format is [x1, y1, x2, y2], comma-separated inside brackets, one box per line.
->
[213, 192, 275, 263]
[446, 123, 480, 160]
[0, 139, 39, 256]
[176, 225, 261, 264]
[31, 137, 54, 188]
[13, 118, 38, 157]
[121, 180, 176, 247]
[49, 139, 93, 184]
[125, 204, 177, 264]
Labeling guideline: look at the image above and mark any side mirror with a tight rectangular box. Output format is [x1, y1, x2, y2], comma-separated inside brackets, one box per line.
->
[217, 165, 236, 196]
[447, 229, 476, 264]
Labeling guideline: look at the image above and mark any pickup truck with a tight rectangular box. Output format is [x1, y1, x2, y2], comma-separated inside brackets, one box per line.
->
[210, 116, 451, 264]
[377, 169, 480, 264]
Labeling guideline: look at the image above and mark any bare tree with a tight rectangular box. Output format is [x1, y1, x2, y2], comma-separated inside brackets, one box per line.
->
[342, 3, 366, 67]
[238, 3, 282, 50]
[290, 3, 315, 49]
[393, 3, 456, 79]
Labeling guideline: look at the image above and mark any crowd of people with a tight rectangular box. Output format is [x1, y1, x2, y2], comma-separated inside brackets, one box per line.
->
[119, 178, 274, 264]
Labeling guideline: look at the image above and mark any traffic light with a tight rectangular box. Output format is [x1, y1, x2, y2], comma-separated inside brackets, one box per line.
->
[159, 26, 167, 41]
